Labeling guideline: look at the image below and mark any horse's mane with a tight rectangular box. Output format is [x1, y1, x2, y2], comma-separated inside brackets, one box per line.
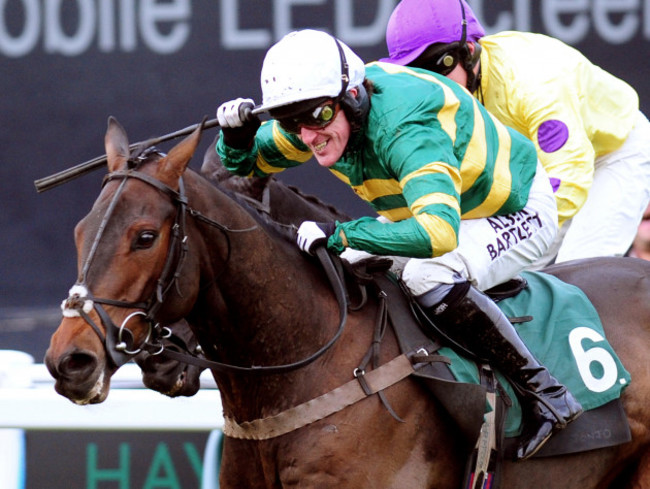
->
[198, 136, 352, 240]
[279, 182, 350, 220]
[214, 180, 299, 243]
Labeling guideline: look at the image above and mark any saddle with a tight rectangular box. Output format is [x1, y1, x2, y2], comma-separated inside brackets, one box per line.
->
[341, 257, 631, 463]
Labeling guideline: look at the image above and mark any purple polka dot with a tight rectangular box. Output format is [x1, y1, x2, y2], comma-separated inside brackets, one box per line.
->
[537, 120, 569, 153]
[549, 177, 561, 193]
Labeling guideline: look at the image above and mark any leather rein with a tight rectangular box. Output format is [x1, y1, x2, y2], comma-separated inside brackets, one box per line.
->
[61, 152, 350, 375]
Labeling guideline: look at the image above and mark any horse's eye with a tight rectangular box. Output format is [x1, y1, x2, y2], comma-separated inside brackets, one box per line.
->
[135, 231, 158, 249]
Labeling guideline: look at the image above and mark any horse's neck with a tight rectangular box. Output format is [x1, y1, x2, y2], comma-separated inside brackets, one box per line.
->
[187, 176, 339, 374]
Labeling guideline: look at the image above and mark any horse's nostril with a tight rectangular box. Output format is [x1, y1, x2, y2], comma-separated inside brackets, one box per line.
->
[59, 351, 98, 378]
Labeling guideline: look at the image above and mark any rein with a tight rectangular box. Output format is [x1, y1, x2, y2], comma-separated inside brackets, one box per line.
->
[62, 156, 350, 375]
[149, 246, 349, 375]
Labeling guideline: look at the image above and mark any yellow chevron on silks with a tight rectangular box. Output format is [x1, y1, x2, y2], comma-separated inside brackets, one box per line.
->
[271, 122, 311, 160]
[463, 119, 514, 219]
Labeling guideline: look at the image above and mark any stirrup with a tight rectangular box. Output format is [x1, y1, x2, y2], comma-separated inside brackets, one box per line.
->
[516, 392, 583, 460]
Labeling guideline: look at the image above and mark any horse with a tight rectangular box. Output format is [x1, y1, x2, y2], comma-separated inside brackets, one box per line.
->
[44, 117, 650, 488]
[133, 139, 353, 398]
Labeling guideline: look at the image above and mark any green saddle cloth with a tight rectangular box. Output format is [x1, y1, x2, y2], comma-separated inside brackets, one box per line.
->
[438, 271, 631, 437]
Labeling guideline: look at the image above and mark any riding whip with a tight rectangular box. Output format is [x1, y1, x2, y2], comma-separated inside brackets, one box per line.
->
[33, 103, 261, 193]
[33, 118, 221, 193]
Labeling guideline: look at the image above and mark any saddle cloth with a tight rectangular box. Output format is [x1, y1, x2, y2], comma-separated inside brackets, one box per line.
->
[372, 268, 632, 458]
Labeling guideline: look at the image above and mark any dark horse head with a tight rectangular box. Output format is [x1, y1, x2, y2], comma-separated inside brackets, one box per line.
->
[45, 117, 228, 403]
[132, 318, 204, 397]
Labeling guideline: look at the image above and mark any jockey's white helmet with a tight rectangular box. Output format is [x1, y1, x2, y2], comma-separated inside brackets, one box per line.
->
[253, 29, 366, 115]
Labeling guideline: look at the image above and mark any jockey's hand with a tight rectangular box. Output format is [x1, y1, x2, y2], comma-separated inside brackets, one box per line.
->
[217, 98, 261, 149]
[296, 221, 337, 255]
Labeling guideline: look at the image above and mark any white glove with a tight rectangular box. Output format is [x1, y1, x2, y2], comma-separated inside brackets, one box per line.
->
[216, 98, 260, 149]
[216, 98, 255, 128]
[296, 221, 336, 255]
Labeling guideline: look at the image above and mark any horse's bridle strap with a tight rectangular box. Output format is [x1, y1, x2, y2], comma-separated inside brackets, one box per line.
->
[222, 349, 448, 440]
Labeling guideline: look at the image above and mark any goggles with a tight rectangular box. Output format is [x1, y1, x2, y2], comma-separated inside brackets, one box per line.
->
[410, 43, 462, 76]
[274, 100, 339, 134]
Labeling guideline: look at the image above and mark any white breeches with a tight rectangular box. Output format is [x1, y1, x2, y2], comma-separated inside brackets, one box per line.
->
[554, 111, 650, 263]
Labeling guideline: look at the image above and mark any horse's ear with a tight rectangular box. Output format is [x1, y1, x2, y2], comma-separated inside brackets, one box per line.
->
[105, 117, 130, 172]
[157, 118, 205, 187]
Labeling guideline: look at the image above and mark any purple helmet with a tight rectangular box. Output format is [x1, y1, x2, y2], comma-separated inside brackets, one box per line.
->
[382, 0, 486, 66]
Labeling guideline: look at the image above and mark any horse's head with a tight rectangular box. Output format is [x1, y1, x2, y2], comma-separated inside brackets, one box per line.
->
[44, 117, 204, 404]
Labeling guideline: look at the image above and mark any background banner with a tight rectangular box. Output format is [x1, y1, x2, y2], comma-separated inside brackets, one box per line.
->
[2, 0, 649, 314]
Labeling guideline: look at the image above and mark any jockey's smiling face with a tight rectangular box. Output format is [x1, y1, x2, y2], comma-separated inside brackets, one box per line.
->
[297, 99, 352, 168]
[273, 87, 358, 169]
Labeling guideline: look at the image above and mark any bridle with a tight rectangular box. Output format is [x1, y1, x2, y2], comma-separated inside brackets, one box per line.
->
[61, 151, 349, 375]
[61, 150, 256, 368]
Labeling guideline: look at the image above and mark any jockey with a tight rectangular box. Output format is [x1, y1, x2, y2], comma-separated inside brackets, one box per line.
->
[382, 0, 650, 266]
[215, 29, 582, 460]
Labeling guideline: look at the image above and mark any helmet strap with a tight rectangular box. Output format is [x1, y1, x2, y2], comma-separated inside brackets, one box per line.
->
[332, 35, 368, 134]
[333, 37, 350, 100]
[457, 0, 482, 93]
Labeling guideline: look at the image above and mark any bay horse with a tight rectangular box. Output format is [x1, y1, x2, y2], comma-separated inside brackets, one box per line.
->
[44, 118, 650, 488]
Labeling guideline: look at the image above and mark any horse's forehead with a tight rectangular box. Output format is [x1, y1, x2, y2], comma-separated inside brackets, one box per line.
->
[74, 179, 178, 290]
[97, 176, 171, 214]
[76, 177, 174, 255]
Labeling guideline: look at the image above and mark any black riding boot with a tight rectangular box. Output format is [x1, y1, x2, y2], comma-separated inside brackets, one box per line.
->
[422, 282, 583, 460]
